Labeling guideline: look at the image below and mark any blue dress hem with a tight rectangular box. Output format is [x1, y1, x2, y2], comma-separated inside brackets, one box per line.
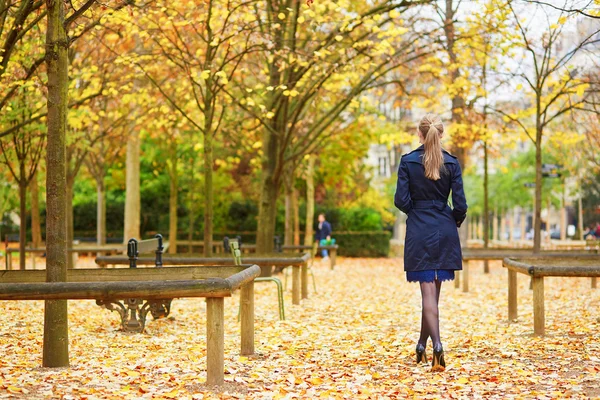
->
[406, 269, 455, 283]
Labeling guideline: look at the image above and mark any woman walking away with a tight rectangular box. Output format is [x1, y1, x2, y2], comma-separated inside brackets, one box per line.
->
[394, 114, 468, 372]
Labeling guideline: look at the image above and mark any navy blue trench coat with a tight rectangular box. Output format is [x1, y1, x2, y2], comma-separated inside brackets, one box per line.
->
[394, 146, 468, 272]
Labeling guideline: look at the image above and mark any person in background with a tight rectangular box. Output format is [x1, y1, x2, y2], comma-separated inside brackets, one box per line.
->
[316, 213, 332, 259]
[583, 225, 597, 239]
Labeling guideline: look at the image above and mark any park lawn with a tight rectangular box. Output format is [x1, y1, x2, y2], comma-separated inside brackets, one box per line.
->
[1, 258, 599, 399]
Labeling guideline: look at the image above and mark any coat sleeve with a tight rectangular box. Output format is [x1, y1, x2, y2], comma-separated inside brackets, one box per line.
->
[323, 222, 332, 237]
[450, 162, 468, 226]
[394, 159, 413, 215]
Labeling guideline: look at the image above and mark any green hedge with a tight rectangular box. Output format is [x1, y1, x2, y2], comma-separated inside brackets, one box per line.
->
[334, 231, 391, 257]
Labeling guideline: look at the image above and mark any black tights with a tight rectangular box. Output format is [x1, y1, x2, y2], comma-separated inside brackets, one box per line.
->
[418, 279, 442, 348]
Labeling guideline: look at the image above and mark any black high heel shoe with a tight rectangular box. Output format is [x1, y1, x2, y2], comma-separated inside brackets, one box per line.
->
[416, 343, 427, 364]
[432, 344, 445, 371]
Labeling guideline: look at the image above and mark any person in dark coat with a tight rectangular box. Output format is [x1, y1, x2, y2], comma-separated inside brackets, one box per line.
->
[394, 113, 467, 371]
[315, 213, 332, 258]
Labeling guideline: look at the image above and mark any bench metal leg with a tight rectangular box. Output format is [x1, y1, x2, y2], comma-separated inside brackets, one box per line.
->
[240, 282, 254, 355]
[206, 297, 224, 386]
[330, 250, 336, 270]
[256, 278, 284, 320]
[301, 262, 308, 300]
[508, 269, 518, 321]
[532, 276, 545, 336]
[310, 268, 317, 294]
[592, 277, 597, 289]
[483, 260, 489, 274]
[292, 265, 300, 305]
[462, 261, 469, 293]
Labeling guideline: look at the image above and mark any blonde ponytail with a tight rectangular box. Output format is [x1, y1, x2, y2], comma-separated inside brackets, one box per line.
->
[418, 114, 446, 181]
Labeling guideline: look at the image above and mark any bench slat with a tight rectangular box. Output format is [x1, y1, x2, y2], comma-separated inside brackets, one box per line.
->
[0, 266, 250, 283]
[0, 279, 231, 300]
[96, 254, 310, 267]
[136, 238, 161, 254]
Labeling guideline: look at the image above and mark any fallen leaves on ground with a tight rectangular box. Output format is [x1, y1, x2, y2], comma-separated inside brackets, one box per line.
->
[1, 257, 600, 399]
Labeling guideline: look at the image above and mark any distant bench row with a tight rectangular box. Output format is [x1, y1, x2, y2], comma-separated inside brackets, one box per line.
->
[3, 241, 338, 270]
[456, 248, 599, 293]
[3, 244, 131, 270]
[175, 240, 338, 269]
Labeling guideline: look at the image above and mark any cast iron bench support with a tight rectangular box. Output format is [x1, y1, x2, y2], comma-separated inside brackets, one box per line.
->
[97, 234, 172, 332]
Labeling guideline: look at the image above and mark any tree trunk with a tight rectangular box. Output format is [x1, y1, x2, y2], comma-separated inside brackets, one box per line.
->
[96, 177, 106, 245]
[303, 155, 315, 246]
[188, 163, 195, 252]
[19, 179, 26, 270]
[203, 130, 213, 257]
[560, 183, 566, 241]
[499, 210, 507, 242]
[483, 141, 489, 250]
[533, 123, 543, 253]
[293, 186, 300, 245]
[256, 128, 280, 255]
[493, 207, 499, 242]
[520, 210, 526, 244]
[578, 196, 583, 240]
[284, 173, 294, 246]
[30, 171, 42, 247]
[509, 209, 515, 243]
[65, 177, 74, 269]
[546, 194, 552, 245]
[168, 140, 178, 254]
[43, 0, 69, 367]
[124, 129, 141, 242]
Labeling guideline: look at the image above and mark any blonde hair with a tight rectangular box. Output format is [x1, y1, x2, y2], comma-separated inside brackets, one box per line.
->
[418, 114, 445, 181]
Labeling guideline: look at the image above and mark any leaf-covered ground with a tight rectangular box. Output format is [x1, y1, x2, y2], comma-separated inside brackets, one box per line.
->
[1, 257, 600, 399]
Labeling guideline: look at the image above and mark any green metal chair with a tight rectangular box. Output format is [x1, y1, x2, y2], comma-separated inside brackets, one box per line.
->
[231, 240, 285, 320]
[284, 241, 318, 294]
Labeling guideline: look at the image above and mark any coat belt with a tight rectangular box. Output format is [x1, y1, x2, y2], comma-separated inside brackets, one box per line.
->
[413, 200, 447, 209]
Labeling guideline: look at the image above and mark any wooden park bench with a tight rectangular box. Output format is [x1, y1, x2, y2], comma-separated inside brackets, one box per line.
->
[4, 244, 126, 270]
[0, 262, 260, 385]
[457, 248, 599, 293]
[281, 244, 338, 270]
[503, 256, 600, 336]
[176, 239, 339, 270]
[96, 250, 311, 306]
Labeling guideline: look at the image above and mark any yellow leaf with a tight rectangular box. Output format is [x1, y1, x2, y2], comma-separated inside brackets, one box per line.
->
[309, 377, 323, 385]
[7, 386, 22, 393]
[278, 13, 286, 20]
